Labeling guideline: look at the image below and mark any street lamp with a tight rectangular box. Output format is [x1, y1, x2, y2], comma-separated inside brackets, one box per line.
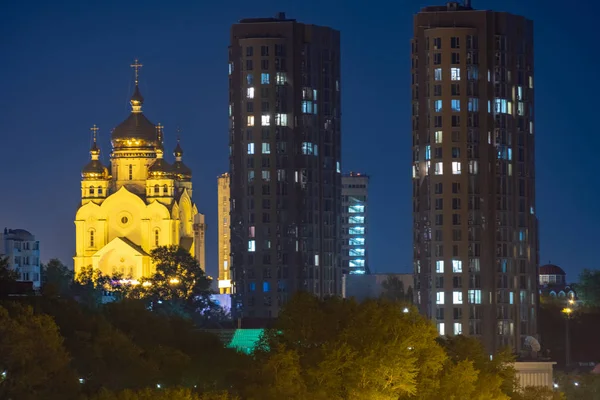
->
[562, 306, 573, 368]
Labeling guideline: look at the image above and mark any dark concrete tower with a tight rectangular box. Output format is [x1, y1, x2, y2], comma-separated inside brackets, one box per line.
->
[228, 13, 342, 319]
[411, 2, 537, 352]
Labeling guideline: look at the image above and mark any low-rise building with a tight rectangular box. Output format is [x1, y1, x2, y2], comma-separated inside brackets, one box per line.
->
[0, 228, 41, 289]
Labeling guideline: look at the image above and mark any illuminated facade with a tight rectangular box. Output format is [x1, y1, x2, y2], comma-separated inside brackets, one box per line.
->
[0, 228, 41, 288]
[412, 3, 538, 352]
[229, 13, 343, 318]
[193, 213, 207, 272]
[74, 61, 198, 280]
[217, 173, 231, 294]
[342, 173, 369, 275]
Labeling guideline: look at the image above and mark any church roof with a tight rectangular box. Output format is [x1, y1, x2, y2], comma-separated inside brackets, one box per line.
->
[173, 161, 192, 180]
[82, 160, 108, 178]
[148, 158, 173, 175]
[111, 112, 157, 145]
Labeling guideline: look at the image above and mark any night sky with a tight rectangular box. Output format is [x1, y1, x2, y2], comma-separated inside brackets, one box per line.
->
[1, 0, 597, 282]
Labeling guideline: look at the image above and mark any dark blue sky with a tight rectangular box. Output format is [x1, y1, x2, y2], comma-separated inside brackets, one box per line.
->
[0, 0, 597, 281]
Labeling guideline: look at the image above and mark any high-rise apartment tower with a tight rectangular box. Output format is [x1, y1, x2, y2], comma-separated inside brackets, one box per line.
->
[229, 13, 342, 318]
[217, 173, 232, 294]
[341, 173, 369, 275]
[411, 2, 538, 352]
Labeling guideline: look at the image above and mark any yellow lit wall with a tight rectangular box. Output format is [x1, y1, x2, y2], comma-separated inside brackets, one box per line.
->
[217, 173, 231, 294]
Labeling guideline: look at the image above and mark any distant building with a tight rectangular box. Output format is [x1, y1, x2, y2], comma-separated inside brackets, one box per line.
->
[193, 213, 207, 272]
[217, 173, 231, 294]
[411, 2, 538, 353]
[73, 62, 201, 280]
[538, 264, 576, 299]
[0, 228, 41, 289]
[229, 13, 343, 318]
[342, 173, 369, 275]
[345, 273, 413, 302]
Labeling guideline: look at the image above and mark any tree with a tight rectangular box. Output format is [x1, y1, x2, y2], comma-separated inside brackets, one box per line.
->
[577, 269, 600, 308]
[129, 246, 212, 318]
[0, 256, 18, 283]
[41, 258, 74, 297]
[514, 386, 564, 400]
[88, 387, 239, 400]
[381, 275, 413, 303]
[0, 304, 80, 400]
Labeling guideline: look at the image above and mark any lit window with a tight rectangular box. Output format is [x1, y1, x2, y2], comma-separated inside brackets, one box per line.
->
[302, 101, 313, 114]
[247, 87, 255, 99]
[434, 131, 443, 144]
[247, 115, 254, 127]
[263, 281, 270, 292]
[349, 216, 365, 224]
[451, 99, 460, 112]
[438, 322, 445, 336]
[248, 240, 256, 252]
[452, 260, 462, 273]
[454, 322, 462, 335]
[262, 170, 270, 181]
[425, 145, 431, 160]
[350, 259, 365, 267]
[434, 68, 442, 81]
[468, 289, 482, 304]
[517, 102, 525, 116]
[426, 161, 431, 174]
[435, 162, 443, 175]
[529, 76, 533, 89]
[468, 98, 478, 112]
[453, 291, 463, 304]
[247, 143, 255, 154]
[275, 113, 288, 126]
[436, 292, 445, 305]
[262, 143, 270, 154]
[228, 62, 233, 75]
[452, 161, 461, 175]
[249, 226, 255, 237]
[517, 86, 523, 100]
[349, 226, 365, 235]
[349, 237, 365, 245]
[469, 160, 478, 174]
[349, 248, 365, 256]
[510, 292, 514, 305]
[314, 255, 319, 266]
[336, 161, 341, 173]
[276, 72, 287, 85]
[261, 114, 270, 126]
[434, 100, 442, 112]
[247, 171, 254, 182]
[436, 260, 444, 273]
[451, 67, 460, 81]
[261, 73, 270, 84]
[349, 205, 364, 213]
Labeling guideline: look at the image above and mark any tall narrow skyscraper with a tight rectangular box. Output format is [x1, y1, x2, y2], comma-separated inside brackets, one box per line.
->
[217, 173, 232, 294]
[341, 173, 369, 275]
[411, 2, 537, 352]
[229, 13, 342, 318]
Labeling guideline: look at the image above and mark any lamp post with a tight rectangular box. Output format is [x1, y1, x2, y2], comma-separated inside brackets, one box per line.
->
[563, 299, 575, 368]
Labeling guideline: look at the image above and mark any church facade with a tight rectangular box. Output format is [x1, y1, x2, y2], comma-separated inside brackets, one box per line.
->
[73, 62, 198, 280]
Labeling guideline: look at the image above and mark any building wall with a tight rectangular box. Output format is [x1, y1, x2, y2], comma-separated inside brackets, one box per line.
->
[0, 228, 41, 288]
[218, 173, 232, 293]
[411, 4, 538, 353]
[229, 14, 343, 318]
[342, 173, 369, 274]
[194, 213, 207, 272]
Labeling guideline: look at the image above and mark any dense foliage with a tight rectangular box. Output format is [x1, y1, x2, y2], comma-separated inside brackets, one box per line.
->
[0, 254, 578, 399]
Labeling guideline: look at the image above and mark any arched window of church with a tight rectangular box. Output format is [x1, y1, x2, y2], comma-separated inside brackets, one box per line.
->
[154, 229, 160, 247]
[98, 187, 103, 195]
[89, 230, 95, 247]
[163, 184, 168, 195]
[128, 165, 133, 180]
[154, 184, 160, 194]
[90, 186, 95, 195]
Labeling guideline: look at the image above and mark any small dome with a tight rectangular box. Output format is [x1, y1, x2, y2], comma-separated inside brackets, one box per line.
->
[539, 264, 566, 276]
[5, 229, 34, 241]
[148, 158, 173, 177]
[174, 141, 184, 158]
[173, 161, 192, 180]
[82, 160, 108, 178]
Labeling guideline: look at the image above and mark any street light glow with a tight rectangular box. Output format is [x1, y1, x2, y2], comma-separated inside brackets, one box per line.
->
[169, 278, 180, 284]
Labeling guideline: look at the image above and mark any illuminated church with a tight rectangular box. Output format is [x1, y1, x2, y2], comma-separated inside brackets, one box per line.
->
[74, 61, 199, 280]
